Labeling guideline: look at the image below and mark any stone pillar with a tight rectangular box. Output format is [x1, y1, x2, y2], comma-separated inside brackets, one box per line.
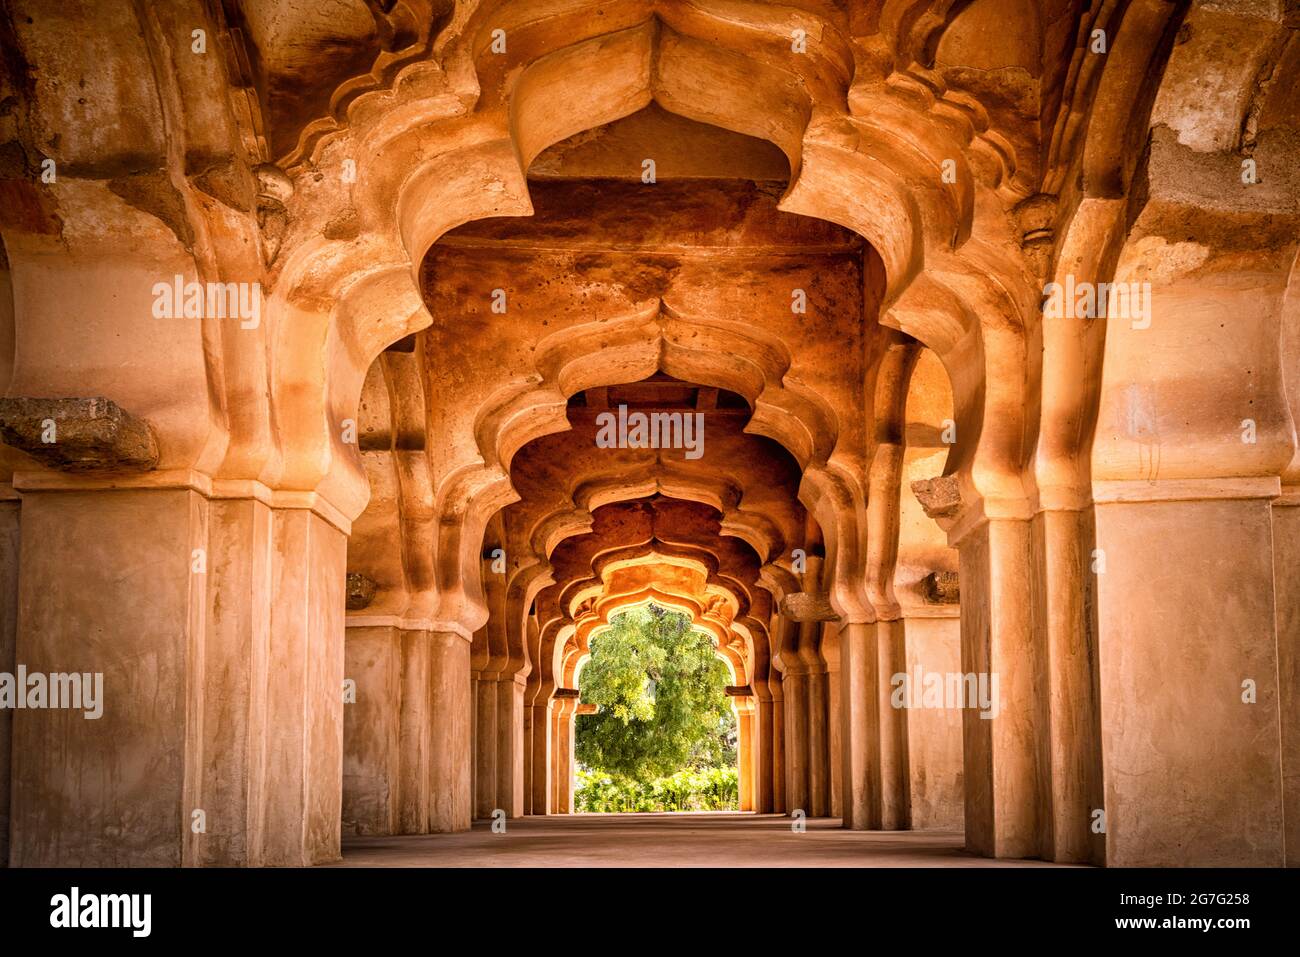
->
[204, 503, 347, 866]
[903, 613, 965, 829]
[805, 646, 830, 818]
[1096, 484, 1285, 865]
[916, 470, 1048, 857]
[1035, 506, 1104, 863]
[8, 487, 347, 866]
[343, 623, 471, 836]
[473, 663, 498, 821]
[472, 555, 521, 820]
[821, 626, 842, 819]
[398, 630, 433, 833]
[866, 335, 918, 831]
[735, 699, 754, 811]
[0, 489, 17, 866]
[752, 683, 775, 813]
[782, 666, 809, 815]
[839, 620, 882, 829]
[562, 698, 576, 814]
[189, 493, 263, 865]
[1274, 492, 1300, 867]
[496, 676, 525, 817]
[522, 700, 534, 815]
[1033, 202, 1109, 864]
[783, 556, 833, 818]
[953, 515, 1047, 859]
[468, 673, 479, 815]
[768, 672, 786, 813]
[342, 624, 402, 836]
[522, 616, 546, 816]
[527, 701, 552, 814]
[428, 630, 472, 833]
[551, 691, 579, 813]
[1083, 98, 1296, 864]
[548, 703, 562, 812]
[877, 618, 910, 829]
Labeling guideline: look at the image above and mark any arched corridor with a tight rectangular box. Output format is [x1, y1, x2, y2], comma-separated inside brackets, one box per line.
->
[0, 0, 1298, 878]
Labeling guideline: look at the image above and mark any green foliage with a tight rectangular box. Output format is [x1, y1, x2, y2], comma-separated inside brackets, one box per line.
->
[575, 603, 736, 782]
[574, 767, 739, 813]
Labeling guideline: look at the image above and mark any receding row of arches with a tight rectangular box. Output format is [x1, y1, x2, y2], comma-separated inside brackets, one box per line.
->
[0, 0, 1295, 869]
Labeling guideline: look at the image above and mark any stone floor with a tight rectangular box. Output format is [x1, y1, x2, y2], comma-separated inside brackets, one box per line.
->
[335, 813, 1075, 867]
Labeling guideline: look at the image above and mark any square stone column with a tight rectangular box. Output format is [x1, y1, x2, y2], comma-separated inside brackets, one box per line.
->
[342, 625, 401, 836]
[550, 693, 578, 813]
[1034, 506, 1104, 864]
[496, 676, 526, 818]
[839, 621, 882, 829]
[782, 668, 810, 815]
[735, 702, 754, 811]
[752, 688, 775, 813]
[522, 615, 547, 816]
[1095, 482, 1286, 866]
[219, 503, 346, 866]
[521, 696, 533, 815]
[820, 627, 842, 819]
[342, 624, 472, 835]
[472, 668, 497, 820]
[903, 614, 964, 829]
[768, 673, 786, 813]
[428, 630, 473, 833]
[914, 476, 1050, 857]
[398, 629, 434, 833]
[8, 485, 345, 866]
[953, 515, 1048, 859]
[877, 618, 911, 830]
[469, 672, 525, 820]
[806, 653, 831, 818]
[526, 702, 552, 815]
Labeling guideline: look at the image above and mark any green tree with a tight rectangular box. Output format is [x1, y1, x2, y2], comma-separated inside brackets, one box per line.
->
[576, 604, 736, 781]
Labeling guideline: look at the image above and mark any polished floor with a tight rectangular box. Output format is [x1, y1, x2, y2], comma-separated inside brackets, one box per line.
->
[335, 813, 1074, 867]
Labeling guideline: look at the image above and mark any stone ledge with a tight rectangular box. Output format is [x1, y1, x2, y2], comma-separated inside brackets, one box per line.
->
[0, 397, 158, 473]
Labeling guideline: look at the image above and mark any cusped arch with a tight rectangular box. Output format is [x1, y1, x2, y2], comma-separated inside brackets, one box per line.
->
[270, 0, 1040, 633]
[439, 304, 870, 632]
